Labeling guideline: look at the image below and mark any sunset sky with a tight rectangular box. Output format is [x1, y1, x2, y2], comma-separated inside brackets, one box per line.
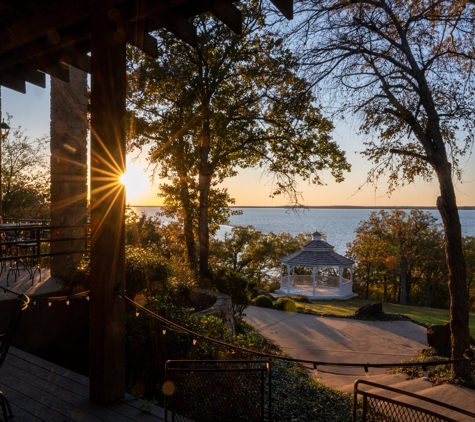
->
[2, 81, 475, 207]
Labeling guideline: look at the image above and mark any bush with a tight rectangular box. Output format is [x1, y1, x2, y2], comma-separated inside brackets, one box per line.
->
[274, 297, 297, 312]
[63, 246, 172, 298]
[268, 280, 281, 293]
[254, 295, 274, 308]
[213, 268, 255, 318]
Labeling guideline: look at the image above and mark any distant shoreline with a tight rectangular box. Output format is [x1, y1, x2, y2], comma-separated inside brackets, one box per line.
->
[130, 205, 475, 210]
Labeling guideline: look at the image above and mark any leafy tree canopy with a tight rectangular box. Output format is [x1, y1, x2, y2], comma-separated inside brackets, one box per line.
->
[127, 0, 350, 277]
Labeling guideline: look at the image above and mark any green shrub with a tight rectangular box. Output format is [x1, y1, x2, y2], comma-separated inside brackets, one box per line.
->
[268, 280, 281, 293]
[254, 295, 274, 308]
[63, 246, 171, 298]
[274, 297, 297, 312]
[289, 295, 312, 303]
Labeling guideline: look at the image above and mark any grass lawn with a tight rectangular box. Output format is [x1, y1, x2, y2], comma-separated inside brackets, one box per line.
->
[296, 297, 475, 339]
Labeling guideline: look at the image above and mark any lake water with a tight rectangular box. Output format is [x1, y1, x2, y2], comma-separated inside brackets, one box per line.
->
[132, 206, 474, 255]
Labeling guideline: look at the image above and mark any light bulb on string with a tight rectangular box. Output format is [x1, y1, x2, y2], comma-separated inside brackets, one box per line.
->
[162, 329, 167, 335]
[313, 363, 318, 378]
[48, 300, 52, 307]
[192, 337, 197, 346]
[422, 365, 429, 381]
[86, 295, 90, 301]
[136, 310, 140, 317]
[66, 300, 70, 306]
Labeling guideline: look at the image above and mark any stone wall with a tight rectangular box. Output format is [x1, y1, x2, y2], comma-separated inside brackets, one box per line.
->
[50, 67, 88, 277]
[190, 288, 235, 338]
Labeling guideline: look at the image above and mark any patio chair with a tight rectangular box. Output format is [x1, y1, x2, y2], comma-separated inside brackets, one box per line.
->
[0, 293, 30, 421]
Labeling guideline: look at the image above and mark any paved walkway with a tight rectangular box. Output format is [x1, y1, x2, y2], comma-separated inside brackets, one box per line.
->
[244, 306, 475, 420]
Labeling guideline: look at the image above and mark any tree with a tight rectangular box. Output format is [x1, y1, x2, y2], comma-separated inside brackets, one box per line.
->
[1, 115, 50, 219]
[294, 0, 474, 378]
[210, 225, 310, 286]
[348, 210, 445, 305]
[127, 0, 350, 280]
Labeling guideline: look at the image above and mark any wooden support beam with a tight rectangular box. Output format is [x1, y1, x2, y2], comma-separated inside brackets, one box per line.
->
[0, 20, 91, 72]
[269, 0, 293, 20]
[61, 52, 91, 74]
[197, 0, 242, 35]
[127, 23, 158, 58]
[0, 71, 26, 93]
[149, 12, 197, 47]
[6, 65, 47, 88]
[33, 57, 70, 81]
[0, 0, 130, 55]
[89, 1, 126, 405]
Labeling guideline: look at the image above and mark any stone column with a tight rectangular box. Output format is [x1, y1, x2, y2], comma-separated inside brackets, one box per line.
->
[50, 67, 88, 278]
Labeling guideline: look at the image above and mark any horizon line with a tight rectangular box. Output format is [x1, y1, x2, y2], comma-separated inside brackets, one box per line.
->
[128, 204, 475, 210]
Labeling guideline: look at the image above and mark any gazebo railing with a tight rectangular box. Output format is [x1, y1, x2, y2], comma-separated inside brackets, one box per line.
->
[288, 275, 344, 288]
[340, 280, 353, 297]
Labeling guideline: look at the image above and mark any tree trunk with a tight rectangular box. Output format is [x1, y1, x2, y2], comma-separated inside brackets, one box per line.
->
[198, 116, 212, 282]
[178, 177, 196, 270]
[436, 163, 470, 379]
[399, 256, 407, 305]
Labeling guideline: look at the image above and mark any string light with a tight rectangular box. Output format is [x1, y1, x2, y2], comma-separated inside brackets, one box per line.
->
[86, 295, 90, 301]
[66, 300, 70, 306]
[48, 300, 52, 307]
[422, 365, 429, 381]
[136, 310, 140, 317]
[118, 294, 468, 376]
[162, 329, 167, 335]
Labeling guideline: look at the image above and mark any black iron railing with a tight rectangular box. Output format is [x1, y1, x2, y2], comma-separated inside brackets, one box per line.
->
[164, 360, 271, 422]
[0, 223, 89, 285]
[353, 379, 475, 422]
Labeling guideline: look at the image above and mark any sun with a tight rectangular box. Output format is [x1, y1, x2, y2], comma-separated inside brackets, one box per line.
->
[119, 162, 153, 204]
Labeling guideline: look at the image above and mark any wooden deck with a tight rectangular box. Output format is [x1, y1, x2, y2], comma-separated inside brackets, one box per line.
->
[0, 347, 166, 421]
[0, 266, 62, 301]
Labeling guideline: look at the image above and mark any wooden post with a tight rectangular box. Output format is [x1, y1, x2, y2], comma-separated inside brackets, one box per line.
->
[89, 2, 126, 404]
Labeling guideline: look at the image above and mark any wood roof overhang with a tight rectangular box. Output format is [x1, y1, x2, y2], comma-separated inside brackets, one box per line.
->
[0, 0, 293, 92]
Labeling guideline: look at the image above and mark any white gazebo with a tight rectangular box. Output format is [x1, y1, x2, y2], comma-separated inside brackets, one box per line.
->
[277, 231, 355, 299]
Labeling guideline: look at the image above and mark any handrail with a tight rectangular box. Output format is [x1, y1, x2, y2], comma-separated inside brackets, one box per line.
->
[353, 379, 475, 421]
[0, 224, 90, 263]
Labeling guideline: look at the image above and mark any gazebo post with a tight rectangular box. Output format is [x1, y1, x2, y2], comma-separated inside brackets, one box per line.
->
[312, 267, 316, 297]
[339, 267, 343, 297]
[288, 265, 292, 294]
[280, 263, 284, 289]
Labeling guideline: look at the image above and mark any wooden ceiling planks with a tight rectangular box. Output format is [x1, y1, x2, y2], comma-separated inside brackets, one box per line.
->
[0, 0, 292, 94]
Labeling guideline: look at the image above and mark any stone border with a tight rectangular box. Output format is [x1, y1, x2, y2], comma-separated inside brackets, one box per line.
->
[190, 288, 235, 338]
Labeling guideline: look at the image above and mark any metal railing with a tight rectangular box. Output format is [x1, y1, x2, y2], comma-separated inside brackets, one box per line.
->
[164, 360, 271, 422]
[0, 223, 89, 285]
[353, 379, 475, 422]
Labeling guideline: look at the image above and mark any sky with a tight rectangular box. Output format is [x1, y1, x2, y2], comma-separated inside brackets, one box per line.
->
[2, 81, 475, 208]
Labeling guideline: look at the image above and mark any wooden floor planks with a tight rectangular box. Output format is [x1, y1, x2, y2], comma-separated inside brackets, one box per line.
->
[0, 348, 166, 421]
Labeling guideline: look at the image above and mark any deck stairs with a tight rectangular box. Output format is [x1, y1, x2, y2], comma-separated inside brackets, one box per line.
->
[315, 371, 475, 421]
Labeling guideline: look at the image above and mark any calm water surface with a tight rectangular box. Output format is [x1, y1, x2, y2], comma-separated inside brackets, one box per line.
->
[132, 207, 474, 255]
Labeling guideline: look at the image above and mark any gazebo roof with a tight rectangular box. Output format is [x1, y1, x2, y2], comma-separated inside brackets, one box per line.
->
[280, 231, 354, 267]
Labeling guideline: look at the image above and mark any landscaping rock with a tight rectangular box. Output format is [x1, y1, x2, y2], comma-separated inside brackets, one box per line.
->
[427, 323, 451, 349]
[355, 302, 383, 317]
